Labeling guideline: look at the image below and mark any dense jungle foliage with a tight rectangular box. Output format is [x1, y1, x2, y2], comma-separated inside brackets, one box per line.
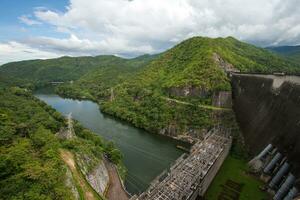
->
[0, 87, 123, 200]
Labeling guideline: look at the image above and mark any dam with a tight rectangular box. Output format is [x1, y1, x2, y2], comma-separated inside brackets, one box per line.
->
[231, 73, 300, 199]
[35, 72, 300, 199]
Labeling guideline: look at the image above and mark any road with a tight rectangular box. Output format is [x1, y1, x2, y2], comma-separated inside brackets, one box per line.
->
[104, 159, 129, 200]
[162, 96, 231, 111]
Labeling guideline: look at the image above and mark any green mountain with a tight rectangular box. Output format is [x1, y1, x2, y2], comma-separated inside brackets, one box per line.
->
[2, 36, 299, 139]
[267, 45, 300, 64]
[55, 54, 158, 100]
[0, 87, 123, 199]
[2, 35, 299, 199]
[0, 54, 157, 89]
[1, 36, 298, 198]
[96, 36, 300, 137]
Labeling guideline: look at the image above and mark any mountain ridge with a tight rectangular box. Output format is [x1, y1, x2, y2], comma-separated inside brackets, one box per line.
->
[266, 45, 300, 63]
[0, 54, 159, 89]
[2, 36, 300, 138]
[96, 36, 300, 138]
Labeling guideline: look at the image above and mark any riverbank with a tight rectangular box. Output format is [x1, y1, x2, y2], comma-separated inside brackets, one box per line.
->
[17, 86, 268, 200]
[53, 86, 196, 146]
[0, 87, 125, 200]
[35, 90, 186, 195]
[39, 88, 270, 200]
[56, 87, 192, 143]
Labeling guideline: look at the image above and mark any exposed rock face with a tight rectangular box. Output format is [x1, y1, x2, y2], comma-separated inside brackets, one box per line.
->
[212, 91, 232, 108]
[231, 74, 300, 178]
[86, 161, 109, 195]
[159, 123, 179, 137]
[168, 86, 209, 98]
[76, 153, 109, 195]
[213, 53, 240, 73]
[159, 124, 207, 143]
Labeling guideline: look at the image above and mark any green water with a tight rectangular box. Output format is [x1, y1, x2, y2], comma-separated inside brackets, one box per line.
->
[35, 89, 187, 195]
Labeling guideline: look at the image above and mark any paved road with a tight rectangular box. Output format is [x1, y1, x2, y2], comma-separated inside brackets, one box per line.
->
[104, 159, 129, 200]
[162, 96, 231, 111]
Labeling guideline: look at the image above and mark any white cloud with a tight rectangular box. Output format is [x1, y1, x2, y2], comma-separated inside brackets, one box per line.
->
[3, 0, 300, 63]
[19, 15, 41, 26]
[26, 34, 155, 55]
[0, 42, 62, 65]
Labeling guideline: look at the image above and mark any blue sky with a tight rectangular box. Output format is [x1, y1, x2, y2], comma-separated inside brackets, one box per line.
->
[0, 0, 68, 41]
[0, 0, 300, 64]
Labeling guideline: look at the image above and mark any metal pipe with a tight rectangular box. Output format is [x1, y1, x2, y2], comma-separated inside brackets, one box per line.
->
[273, 173, 296, 200]
[269, 162, 289, 189]
[264, 153, 282, 174]
[257, 144, 273, 160]
[283, 187, 298, 200]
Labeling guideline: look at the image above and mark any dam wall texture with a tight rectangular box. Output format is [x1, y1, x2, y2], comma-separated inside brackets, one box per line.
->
[231, 74, 300, 179]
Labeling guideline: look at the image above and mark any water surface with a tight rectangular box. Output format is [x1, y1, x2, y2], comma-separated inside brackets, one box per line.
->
[35, 89, 186, 194]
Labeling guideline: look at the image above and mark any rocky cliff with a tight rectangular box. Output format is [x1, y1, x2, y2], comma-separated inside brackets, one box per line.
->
[76, 153, 109, 195]
[231, 74, 300, 177]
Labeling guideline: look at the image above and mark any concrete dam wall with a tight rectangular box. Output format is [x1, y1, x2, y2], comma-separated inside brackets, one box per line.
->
[231, 74, 300, 178]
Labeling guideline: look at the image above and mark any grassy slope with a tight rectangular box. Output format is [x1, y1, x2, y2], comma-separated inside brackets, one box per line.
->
[0, 87, 123, 200]
[205, 156, 268, 200]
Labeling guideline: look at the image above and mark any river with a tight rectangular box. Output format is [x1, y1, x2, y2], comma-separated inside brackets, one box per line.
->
[35, 88, 187, 195]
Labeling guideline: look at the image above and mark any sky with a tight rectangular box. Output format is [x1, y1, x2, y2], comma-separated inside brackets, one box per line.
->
[0, 0, 300, 64]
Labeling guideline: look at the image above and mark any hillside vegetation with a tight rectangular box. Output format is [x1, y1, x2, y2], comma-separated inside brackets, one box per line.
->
[0, 87, 123, 200]
[2, 37, 299, 139]
[97, 37, 300, 137]
[0, 36, 297, 199]
[0, 54, 157, 89]
[56, 54, 158, 100]
[267, 45, 300, 64]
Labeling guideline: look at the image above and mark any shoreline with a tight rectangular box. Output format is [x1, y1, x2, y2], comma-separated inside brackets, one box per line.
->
[53, 89, 195, 146]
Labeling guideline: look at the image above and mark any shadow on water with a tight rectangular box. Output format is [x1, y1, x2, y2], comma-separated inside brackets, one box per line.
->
[34, 87, 189, 195]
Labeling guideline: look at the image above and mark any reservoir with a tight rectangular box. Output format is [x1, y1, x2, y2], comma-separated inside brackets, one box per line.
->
[35, 89, 186, 195]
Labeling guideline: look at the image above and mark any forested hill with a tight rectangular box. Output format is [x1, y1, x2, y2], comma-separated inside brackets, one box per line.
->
[96, 36, 300, 138]
[119, 36, 300, 91]
[0, 54, 158, 89]
[0, 87, 123, 199]
[2, 36, 300, 138]
[266, 45, 300, 64]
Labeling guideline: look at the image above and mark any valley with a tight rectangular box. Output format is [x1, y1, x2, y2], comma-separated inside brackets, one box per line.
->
[34, 89, 186, 195]
[1, 36, 300, 200]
